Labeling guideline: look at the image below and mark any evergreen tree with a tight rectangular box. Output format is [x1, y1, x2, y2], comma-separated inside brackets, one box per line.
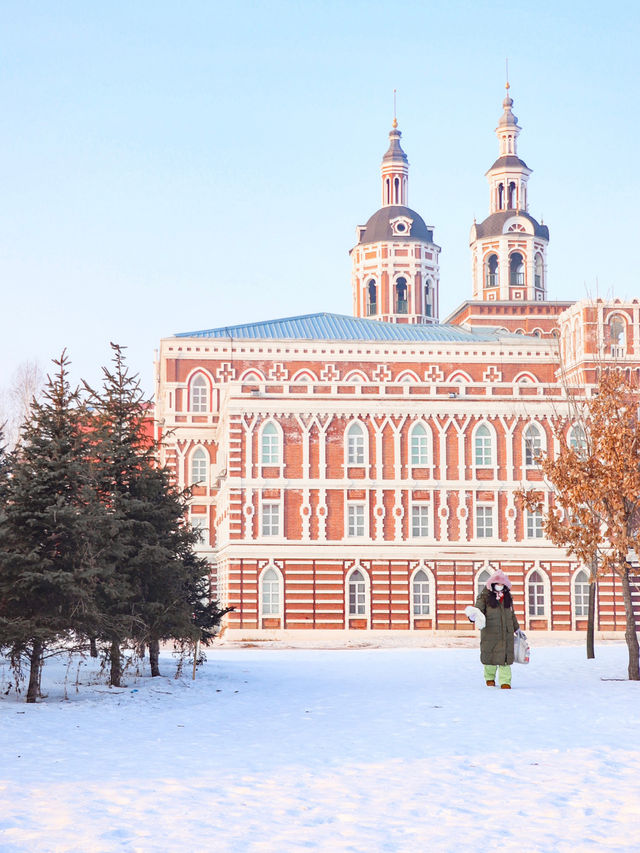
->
[86, 344, 227, 684]
[0, 353, 102, 701]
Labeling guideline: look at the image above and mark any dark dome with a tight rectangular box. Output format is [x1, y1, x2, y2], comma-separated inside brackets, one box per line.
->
[486, 154, 530, 172]
[472, 210, 549, 240]
[357, 205, 434, 245]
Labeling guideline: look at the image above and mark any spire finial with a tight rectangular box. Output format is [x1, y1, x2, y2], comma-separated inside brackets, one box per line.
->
[392, 89, 398, 129]
[505, 57, 510, 92]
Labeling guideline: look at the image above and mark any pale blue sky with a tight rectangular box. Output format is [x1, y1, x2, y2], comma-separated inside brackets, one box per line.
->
[2, 1, 638, 392]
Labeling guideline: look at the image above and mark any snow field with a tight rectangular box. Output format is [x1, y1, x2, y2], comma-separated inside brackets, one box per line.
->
[1, 643, 639, 852]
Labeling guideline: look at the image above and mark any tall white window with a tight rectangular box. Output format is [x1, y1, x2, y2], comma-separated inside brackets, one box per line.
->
[347, 503, 366, 538]
[524, 423, 542, 467]
[526, 509, 544, 539]
[569, 425, 587, 454]
[190, 513, 209, 546]
[190, 447, 208, 485]
[348, 569, 366, 616]
[261, 422, 281, 464]
[190, 374, 209, 413]
[346, 423, 365, 465]
[476, 569, 491, 599]
[410, 423, 429, 466]
[262, 503, 280, 536]
[573, 569, 590, 618]
[528, 570, 545, 617]
[476, 505, 494, 538]
[412, 570, 430, 616]
[261, 568, 281, 616]
[411, 504, 429, 538]
[474, 424, 493, 467]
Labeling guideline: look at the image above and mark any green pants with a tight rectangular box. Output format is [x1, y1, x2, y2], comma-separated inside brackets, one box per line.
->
[484, 664, 512, 686]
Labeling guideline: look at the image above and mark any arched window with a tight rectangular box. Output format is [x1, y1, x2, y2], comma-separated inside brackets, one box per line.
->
[528, 570, 545, 617]
[509, 252, 524, 286]
[412, 570, 430, 615]
[348, 569, 367, 616]
[261, 568, 281, 616]
[395, 277, 408, 314]
[261, 422, 281, 465]
[409, 422, 429, 466]
[476, 569, 491, 599]
[474, 423, 493, 467]
[190, 374, 209, 413]
[569, 425, 587, 454]
[609, 316, 626, 356]
[498, 183, 504, 209]
[508, 182, 516, 209]
[534, 253, 544, 289]
[573, 569, 590, 619]
[190, 447, 208, 485]
[394, 177, 400, 204]
[485, 254, 499, 287]
[424, 280, 433, 317]
[366, 279, 377, 316]
[346, 422, 365, 465]
[523, 423, 543, 467]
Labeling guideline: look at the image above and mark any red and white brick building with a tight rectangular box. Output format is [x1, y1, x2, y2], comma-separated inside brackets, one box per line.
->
[154, 89, 640, 637]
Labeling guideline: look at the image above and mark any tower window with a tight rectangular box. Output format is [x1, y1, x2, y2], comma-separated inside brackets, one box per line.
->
[534, 254, 544, 289]
[485, 254, 498, 288]
[394, 177, 400, 204]
[509, 252, 524, 286]
[395, 277, 408, 314]
[498, 183, 504, 210]
[508, 181, 516, 209]
[366, 279, 377, 316]
[608, 316, 626, 357]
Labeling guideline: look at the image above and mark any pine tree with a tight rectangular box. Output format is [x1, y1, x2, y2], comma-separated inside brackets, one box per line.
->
[0, 353, 103, 701]
[86, 344, 227, 684]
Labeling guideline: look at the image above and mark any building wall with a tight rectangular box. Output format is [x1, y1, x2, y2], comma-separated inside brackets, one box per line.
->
[154, 300, 640, 634]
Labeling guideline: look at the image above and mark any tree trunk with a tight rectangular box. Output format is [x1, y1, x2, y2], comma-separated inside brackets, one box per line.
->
[149, 637, 161, 677]
[89, 636, 98, 658]
[110, 638, 121, 687]
[620, 567, 640, 680]
[586, 580, 596, 660]
[26, 640, 43, 703]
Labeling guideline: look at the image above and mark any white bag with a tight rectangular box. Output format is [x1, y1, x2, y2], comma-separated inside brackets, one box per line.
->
[514, 629, 530, 665]
[464, 605, 486, 630]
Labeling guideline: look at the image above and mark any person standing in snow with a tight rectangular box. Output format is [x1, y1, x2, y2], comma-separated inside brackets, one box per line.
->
[466, 570, 520, 689]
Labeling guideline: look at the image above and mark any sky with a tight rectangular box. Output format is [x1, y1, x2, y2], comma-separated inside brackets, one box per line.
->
[2, 0, 639, 394]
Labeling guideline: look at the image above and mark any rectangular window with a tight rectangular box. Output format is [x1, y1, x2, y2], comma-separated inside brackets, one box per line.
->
[347, 503, 366, 538]
[190, 515, 209, 546]
[526, 510, 544, 539]
[476, 505, 494, 538]
[262, 503, 280, 536]
[347, 433, 365, 465]
[411, 504, 429, 538]
[410, 436, 428, 465]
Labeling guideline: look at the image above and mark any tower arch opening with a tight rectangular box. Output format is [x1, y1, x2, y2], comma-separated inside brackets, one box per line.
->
[509, 252, 524, 286]
[395, 277, 408, 314]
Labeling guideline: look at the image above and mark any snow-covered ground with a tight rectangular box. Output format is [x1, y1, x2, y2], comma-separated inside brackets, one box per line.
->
[1, 641, 639, 852]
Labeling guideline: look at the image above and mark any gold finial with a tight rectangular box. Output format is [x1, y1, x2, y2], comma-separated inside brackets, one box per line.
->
[505, 57, 510, 91]
[392, 89, 398, 128]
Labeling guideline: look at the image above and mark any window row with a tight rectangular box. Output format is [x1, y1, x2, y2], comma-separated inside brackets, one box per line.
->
[258, 566, 592, 620]
[251, 500, 544, 540]
[188, 419, 587, 485]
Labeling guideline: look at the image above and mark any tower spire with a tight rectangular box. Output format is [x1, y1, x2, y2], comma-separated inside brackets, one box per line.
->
[381, 102, 408, 207]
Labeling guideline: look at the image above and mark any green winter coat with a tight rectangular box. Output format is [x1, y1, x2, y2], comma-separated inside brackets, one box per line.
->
[475, 588, 520, 666]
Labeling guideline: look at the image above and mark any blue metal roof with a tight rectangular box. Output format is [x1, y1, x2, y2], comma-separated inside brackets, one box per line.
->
[175, 312, 531, 343]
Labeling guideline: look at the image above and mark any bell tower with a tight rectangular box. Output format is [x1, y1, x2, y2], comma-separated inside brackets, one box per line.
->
[350, 119, 440, 325]
[469, 84, 549, 303]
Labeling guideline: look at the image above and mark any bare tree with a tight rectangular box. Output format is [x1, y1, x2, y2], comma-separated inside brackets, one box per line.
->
[1, 361, 45, 448]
